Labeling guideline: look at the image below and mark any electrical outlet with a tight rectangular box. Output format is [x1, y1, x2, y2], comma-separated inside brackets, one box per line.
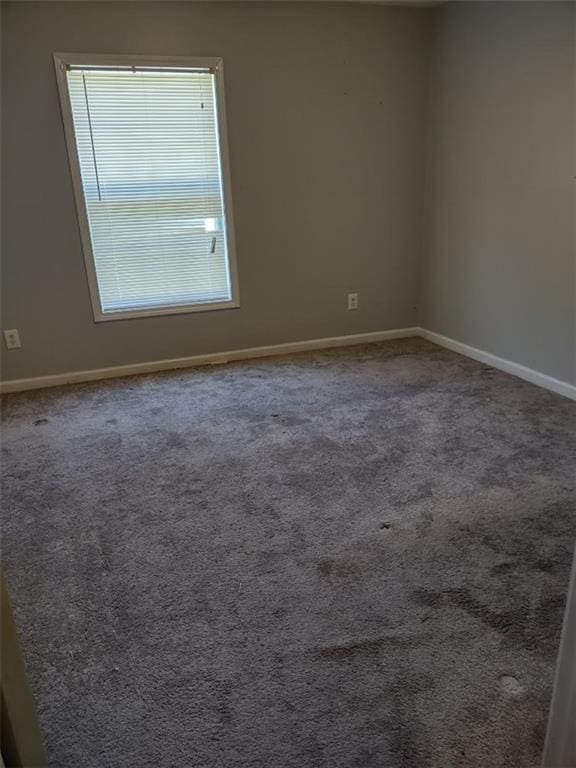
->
[3, 329, 22, 350]
[347, 292, 359, 311]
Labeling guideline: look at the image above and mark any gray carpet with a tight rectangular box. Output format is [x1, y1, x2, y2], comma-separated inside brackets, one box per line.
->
[2, 338, 575, 768]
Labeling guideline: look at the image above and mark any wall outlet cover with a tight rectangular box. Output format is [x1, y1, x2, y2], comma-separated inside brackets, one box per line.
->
[4, 329, 22, 349]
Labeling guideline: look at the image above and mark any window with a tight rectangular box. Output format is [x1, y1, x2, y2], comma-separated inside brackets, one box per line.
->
[54, 54, 239, 320]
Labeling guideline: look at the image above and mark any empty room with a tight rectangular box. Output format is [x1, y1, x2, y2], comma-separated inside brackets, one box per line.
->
[1, 1, 575, 766]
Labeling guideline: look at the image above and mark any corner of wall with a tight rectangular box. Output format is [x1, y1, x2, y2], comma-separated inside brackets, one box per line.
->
[416, 3, 441, 330]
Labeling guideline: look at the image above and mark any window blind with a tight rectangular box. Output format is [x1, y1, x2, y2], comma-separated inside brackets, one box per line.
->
[66, 66, 233, 314]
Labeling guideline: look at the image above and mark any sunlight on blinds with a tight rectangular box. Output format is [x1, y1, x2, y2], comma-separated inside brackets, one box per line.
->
[66, 67, 232, 314]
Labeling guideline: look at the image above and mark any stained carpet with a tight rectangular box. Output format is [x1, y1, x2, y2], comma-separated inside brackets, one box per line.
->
[1, 338, 575, 768]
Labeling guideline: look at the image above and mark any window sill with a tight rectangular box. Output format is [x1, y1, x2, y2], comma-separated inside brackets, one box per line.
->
[93, 298, 240, 322]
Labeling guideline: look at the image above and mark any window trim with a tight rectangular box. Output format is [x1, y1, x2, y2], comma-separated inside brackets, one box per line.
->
[53, 52, 240, 322]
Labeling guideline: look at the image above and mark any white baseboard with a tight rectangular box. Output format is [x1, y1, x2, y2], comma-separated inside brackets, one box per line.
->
[418, 328, 576, 401]
[0, 327, 418, 394]
[2, 326, 574, 400]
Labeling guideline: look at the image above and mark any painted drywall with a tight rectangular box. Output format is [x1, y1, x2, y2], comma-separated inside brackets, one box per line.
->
[421, 1, 576, 385]
[1, 1, 431, 380]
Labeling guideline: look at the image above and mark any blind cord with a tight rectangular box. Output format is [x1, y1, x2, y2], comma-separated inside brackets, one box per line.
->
[82, 73, 103, 202]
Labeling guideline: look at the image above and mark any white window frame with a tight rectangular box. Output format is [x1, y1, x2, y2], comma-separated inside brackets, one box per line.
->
[53, 52, 240, 322]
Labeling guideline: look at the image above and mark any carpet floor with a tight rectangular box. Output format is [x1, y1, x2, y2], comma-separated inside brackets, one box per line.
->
[1, 338, 575, 768]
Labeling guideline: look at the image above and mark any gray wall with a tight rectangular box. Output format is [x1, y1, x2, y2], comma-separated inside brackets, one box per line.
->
[1, 1, 431, 380]
[421, 1, 576, 385]
[3, 1, 574, 387]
